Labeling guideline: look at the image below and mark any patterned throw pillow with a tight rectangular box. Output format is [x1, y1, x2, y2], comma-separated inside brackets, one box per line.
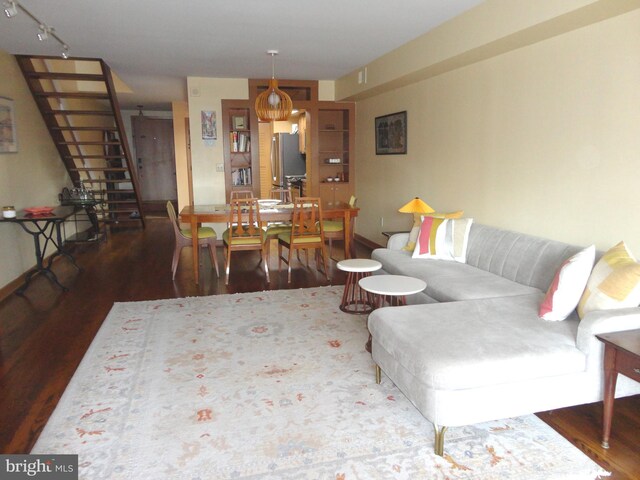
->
[412, 217, 473, 263]
[539, 245, 595, 321]
[577, 241, 640, 319]
[402, 211, 464, 251]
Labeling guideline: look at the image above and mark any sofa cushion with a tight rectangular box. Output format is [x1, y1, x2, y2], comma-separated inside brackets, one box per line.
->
[368, 294, 586, 391]
[371, 248, 540, 302]
[412, 217, 473, 263]
[465, 224, 584, 292]
[539, 245, 595, 321]
[578, 241, 640, 319]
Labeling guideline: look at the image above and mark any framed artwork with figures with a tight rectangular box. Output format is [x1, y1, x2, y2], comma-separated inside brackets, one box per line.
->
[375, 111, 406, 155]
[0, 97, 17, 153]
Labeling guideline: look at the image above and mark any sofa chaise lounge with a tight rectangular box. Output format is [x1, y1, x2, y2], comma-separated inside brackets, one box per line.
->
[368, 223, 640, 455]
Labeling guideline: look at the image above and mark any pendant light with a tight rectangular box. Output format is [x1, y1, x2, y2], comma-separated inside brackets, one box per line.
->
[255, 50, 293, 122]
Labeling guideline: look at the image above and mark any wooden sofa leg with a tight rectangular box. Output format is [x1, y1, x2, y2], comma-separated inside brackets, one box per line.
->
[375, 364, 381, 384]
[434, 425, 448, 456]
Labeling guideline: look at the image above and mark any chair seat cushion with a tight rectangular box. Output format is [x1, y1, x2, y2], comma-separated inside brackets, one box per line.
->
[278, 232, 322, 244]
[222, 229, 262, 245]
[181, 227, 216, 239]
[322, 220, 344, 232]
[266, 223, 292, 236]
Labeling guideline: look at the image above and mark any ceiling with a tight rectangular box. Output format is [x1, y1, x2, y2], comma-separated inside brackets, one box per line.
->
[0, 0, 483, 110]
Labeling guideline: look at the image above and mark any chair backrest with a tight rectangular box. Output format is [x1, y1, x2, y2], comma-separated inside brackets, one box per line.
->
[270, 188, 292, 203]
[166, 201, 184, 238]
[227, 197, 264, 242]
[290, 197, 325, 241]
[230, 190, 253, 200]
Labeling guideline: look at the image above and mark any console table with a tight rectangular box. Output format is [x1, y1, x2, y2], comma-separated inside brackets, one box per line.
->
[0, 206, 79, 294]
[596, 329, 640, 449]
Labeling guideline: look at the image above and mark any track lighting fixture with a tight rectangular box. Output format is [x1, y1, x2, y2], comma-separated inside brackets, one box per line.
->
[3, 1, 18, 18]
[2, 1, 71, 58]
[37, 24, 49, 41]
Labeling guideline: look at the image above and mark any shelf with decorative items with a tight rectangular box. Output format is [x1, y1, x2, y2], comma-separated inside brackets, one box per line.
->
[316, 102, 354, 204]
[222, 100, 260, 202]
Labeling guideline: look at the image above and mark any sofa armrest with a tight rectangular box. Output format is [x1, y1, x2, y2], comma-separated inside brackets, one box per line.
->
[387, 233, 410, 250]
[576, 307, 640, 354]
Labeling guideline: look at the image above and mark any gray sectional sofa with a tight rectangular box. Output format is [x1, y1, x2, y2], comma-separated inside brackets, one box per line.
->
[369, 223, 640, 455]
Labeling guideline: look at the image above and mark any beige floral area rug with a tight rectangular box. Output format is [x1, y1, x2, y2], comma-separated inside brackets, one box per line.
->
[33, 287, 608, 479]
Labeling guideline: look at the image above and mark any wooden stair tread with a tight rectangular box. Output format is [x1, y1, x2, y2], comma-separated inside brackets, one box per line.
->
[60, 141, 121, 146]
[69, 167, 128, 172]
[35, 92, 110, 99]
[46, 110, 114, 116]
[64, 155, 125, 159]
[51, 127, 118, 132]
[25, 72, 105, 81]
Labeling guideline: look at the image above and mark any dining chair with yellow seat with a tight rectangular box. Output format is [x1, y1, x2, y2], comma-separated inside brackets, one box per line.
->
[264, 188, 293, 258]
[223, 197, 270, 285]
[230, 190, 253, 200]
[322, 195, 357, 260]
[278, 197, 329, 283]
[166, 201, 219, 280]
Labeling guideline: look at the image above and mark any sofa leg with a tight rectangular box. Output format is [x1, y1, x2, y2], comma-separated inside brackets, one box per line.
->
[434, 425, 448, 456]
[375, 364, 381, 384]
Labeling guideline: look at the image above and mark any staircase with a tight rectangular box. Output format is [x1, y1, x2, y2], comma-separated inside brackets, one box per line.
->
[16, 55, 145, 228]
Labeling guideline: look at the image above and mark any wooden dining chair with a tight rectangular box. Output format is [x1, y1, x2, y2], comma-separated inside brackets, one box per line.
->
[222, 197, 270, 285]
[166, 201, 219, 280]
[278, 197, 329, 283]
[264, 188, 293, 258]
[230, 190, 253, 200]
[322, 195, 357, 260]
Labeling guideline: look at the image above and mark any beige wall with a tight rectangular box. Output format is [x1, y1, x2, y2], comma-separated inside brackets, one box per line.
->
[0, 50, 71, 288]
[352, 8, 640, 254]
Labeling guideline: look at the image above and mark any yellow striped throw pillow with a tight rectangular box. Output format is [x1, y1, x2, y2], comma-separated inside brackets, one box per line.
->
[402, 211, 464, 251]
[577, 241, 640, 319]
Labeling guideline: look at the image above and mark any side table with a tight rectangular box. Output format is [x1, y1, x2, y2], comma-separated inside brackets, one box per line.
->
[596, 329, 640, 449]
[359, 274, 427, 357]
[337, 259, 382, 314]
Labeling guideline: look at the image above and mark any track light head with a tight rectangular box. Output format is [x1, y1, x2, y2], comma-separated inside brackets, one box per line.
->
[61, 44, 69, 59]
[3, 1, 18, 18]
[37, 24, 49, 41]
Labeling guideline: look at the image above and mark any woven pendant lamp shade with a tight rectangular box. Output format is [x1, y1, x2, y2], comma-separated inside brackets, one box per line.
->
[255, 78, 293, 122]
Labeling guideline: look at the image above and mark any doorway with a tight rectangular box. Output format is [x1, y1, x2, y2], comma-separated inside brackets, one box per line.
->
[132, 116, 178, 214]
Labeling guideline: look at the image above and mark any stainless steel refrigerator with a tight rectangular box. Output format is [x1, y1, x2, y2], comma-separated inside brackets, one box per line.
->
[270, 133, 306, 187]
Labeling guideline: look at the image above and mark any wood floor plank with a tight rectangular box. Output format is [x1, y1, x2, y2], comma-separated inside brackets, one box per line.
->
[1, 217, 638, 479]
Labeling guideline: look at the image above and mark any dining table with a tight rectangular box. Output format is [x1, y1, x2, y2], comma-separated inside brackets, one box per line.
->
[179, 201, 359, 284]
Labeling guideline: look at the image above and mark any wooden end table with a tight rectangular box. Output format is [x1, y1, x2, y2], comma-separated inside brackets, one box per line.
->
[337, 259, 382, 314]
[596, 329, 640, 449]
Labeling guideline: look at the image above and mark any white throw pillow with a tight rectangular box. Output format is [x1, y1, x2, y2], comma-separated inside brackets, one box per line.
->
[538, 245, 595, 321]
[412, 217, 473, 263]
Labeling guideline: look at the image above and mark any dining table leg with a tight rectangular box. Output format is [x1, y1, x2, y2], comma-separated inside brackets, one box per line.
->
[191, 216, 199, 284]
[343, 210, 352, 259]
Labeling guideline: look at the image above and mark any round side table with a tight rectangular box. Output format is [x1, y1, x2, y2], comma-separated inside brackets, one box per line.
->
[359, 275, 427, 353]
[337, 259, 382, 314]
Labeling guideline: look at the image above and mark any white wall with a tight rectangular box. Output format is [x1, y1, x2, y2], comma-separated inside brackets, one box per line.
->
[353, 9, 640, 254]
[0, 50, 72, 288]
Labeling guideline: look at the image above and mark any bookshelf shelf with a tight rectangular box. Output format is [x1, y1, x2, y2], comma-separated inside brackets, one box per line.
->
[222, 100, 259, 201]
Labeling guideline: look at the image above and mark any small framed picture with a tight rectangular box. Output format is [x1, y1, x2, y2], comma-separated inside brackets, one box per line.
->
[201, 110, 217, 140]
[0, 97, 18, 153]
[232, 115, 247, 130]
[375, 111, 407, 155]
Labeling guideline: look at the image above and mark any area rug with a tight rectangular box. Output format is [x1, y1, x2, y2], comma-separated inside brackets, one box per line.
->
[33, 287, 608, 479]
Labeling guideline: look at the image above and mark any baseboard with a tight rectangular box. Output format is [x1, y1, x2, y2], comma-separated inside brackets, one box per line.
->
[355, 234, 384, 251]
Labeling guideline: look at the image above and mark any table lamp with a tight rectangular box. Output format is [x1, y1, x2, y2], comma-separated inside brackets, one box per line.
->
[399, 197, 435, 250]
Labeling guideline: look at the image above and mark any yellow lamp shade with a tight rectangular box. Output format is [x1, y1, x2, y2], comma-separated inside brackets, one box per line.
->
[398, 197, 435, 214]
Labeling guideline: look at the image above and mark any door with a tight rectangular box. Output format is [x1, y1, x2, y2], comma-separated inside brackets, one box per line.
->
[132, 116, 178, 203]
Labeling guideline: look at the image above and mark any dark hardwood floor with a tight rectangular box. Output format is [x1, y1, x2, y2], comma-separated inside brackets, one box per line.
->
[1, 217, 638, 478]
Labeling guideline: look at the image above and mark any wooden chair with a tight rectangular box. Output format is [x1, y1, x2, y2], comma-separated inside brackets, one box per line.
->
[222, 197, 270, 285]
[322, 195, 357, 259]
[230, 190, 253, 200]
[264, 188, 293, 258]
[166, 201, 219, 280]
[278, 197, 329, 283]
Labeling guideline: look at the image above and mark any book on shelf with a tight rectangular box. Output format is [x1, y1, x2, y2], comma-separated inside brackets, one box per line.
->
[231, 167, 252, 186]
[230, 131, 250, 153]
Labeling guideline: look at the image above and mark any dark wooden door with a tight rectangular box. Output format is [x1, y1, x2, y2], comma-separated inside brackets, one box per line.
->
[132, 116, 177, 202]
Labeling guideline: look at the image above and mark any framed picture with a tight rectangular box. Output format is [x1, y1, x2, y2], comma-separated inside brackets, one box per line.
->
[375, 111, 407, 155]
[232, 115, 247, 130]
[201, 110, 217, 140]
[0, 97, 18, 153]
